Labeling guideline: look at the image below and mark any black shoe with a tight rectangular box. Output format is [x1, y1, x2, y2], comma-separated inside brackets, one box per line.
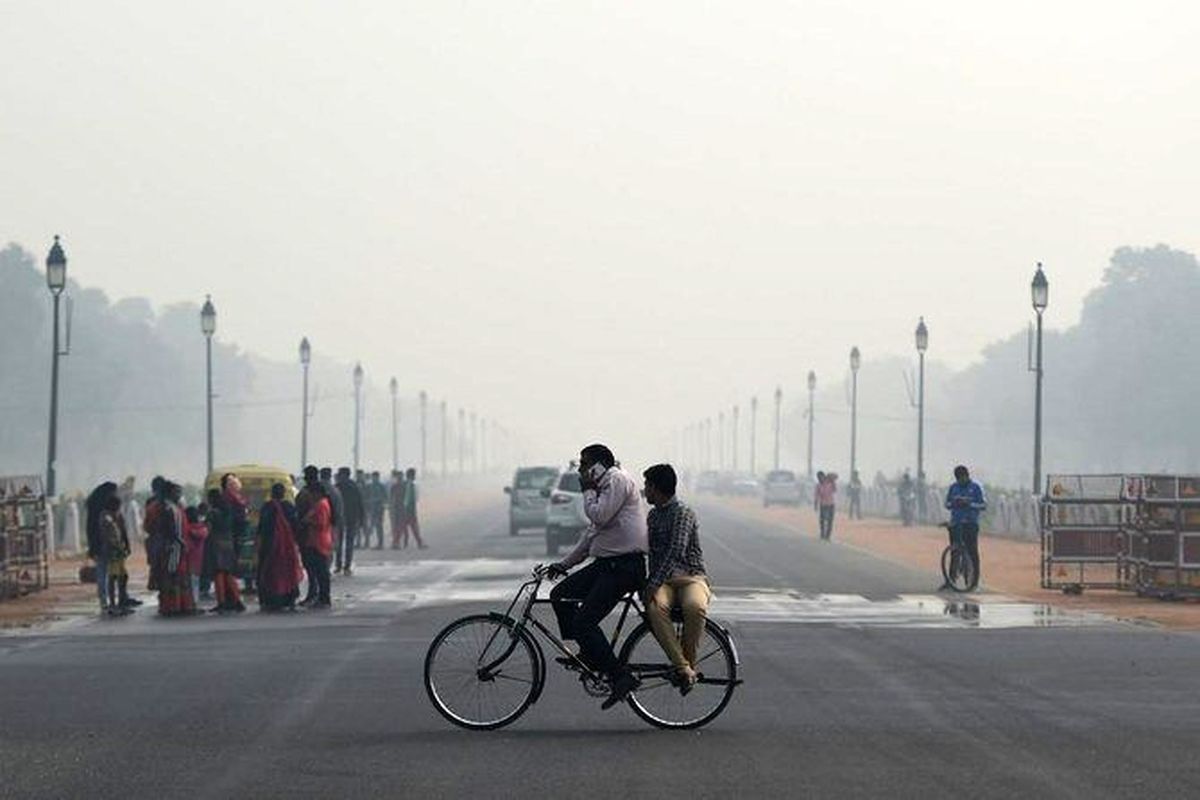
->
[310, 601, 332, 611]
[121, 597, 143, 608]
[601, 672, 640, 710]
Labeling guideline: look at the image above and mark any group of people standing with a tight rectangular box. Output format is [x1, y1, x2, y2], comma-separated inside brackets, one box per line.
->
[84, 465, 425, 617]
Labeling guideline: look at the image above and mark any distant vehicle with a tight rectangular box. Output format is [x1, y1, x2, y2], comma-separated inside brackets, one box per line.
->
[695, 471, 720, 493]
[730, 473, 760, 497]
[762, 469, 804, 507]
[503, 466, 559, 537]
[203, 464, 298, 526]
[544, 470, 588, 557]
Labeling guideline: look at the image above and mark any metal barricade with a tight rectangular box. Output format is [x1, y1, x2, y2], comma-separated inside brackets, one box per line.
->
[0, 475, 50, 599]
[1127, 475, 1200, 599]
[1040, 474, 1135, 592]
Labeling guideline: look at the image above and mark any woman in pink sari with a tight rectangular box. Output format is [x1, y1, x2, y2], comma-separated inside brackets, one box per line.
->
[255, 483, 303, 611]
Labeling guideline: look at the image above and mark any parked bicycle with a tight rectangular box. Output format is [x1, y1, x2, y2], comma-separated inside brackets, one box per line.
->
[424, 564, 742, 730]
[940, 522, 978, 592]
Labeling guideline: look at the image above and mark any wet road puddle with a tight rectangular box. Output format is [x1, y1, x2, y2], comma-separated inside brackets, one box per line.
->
[10, 559, 1126, 637]
[349, 560, 1123, 630]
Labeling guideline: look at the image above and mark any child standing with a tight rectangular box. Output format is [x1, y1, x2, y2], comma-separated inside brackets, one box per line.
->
[100, 495, 132, 616]
[183, 506, 209, 608]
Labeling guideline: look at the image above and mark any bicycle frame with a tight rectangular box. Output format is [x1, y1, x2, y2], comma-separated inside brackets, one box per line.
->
[476, 571, 647, 684]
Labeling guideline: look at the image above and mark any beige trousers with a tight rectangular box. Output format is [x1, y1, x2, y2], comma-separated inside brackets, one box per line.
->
[645, 575, 712, 673]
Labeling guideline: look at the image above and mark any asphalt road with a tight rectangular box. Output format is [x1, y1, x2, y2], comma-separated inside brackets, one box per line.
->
[2, 494, 1199, 798]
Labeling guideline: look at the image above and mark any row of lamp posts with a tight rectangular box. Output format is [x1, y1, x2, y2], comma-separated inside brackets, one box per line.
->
[678, 268, 1049, 499]
[39, 236, 1046, 498]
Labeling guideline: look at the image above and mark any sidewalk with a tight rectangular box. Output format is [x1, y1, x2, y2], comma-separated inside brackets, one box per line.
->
[706, 495, 1200, 629]
[0, 487, 499, 631]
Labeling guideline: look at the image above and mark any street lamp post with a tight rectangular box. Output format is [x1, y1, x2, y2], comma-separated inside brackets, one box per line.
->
[915, 319, 928, 520]
[389, 377, 399, 473]
[849, 347, 861, 479]
[44, 236, 68, 497]
[718, 411, 725, 470]
[470, 411, 478, 473]
[458, 408, 465, 475]
[419, 390, 428, 475]
[732, 405, 739, 471]
[806, 371, 816, 479]
[440, 400, 448, 478]
[201, 296, 217, 475]
[352, 363, 364, 471]
[1031, 263, 1049, 495]
[300, 337, 311, 469]
[773, 386, 782, 471]
[749, 396, 758, 476]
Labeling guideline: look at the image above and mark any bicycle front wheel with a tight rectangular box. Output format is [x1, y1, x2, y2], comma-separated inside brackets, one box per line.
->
[619, 619, 738, 730]
[941, 545, 977, 592]
[424, 614, 542, 730]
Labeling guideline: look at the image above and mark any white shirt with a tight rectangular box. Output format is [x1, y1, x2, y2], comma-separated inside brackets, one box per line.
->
[559, 466, 648, 568]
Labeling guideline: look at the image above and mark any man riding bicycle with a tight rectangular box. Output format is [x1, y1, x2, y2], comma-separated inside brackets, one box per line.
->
[942, 465, 986, 590]
[548, 444, 648, 710]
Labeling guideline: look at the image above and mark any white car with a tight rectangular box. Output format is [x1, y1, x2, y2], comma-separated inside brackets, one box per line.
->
[544, 469, 589, 556]
[763, 469, 804, 507]
[504, 466, 560, 537]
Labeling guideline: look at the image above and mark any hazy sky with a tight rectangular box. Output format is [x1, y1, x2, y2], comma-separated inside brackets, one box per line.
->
[4, 1, 1198, 465]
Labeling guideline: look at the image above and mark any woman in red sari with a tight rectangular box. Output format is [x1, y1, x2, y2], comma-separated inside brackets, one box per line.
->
[256, 483, 303, 611]
[154, 482, 197, 616]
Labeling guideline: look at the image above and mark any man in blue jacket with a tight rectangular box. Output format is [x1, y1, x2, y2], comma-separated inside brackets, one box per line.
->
[943, 465, 986, 590]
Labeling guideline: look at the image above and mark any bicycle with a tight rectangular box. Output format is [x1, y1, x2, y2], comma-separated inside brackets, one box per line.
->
[423, 564, 742, 731]
[940, 522, 978, 592]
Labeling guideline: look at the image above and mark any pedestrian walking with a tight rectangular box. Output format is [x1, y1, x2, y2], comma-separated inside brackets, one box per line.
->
[256, 483, 303, 611]
[335, 467, 365, 575]
[365, 471, 387, 549]
[389, 470, 407, 549]
[815, 471, 837, 541]
[847, 470, 863, 520]
[400, 467, 426, 549]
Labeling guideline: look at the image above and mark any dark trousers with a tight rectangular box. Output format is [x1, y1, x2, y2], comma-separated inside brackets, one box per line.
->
[550, 553, 645, 678]
[336, 525, 357, 570]
[302, 549, 331, 604]
[368, 509, 385, 548]
[848, 492, 862, 519]
[819, 505, 835, 539]
[949, 522, 981, 580]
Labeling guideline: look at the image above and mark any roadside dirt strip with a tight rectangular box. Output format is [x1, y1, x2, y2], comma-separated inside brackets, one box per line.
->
[703, 495, 1200, 630]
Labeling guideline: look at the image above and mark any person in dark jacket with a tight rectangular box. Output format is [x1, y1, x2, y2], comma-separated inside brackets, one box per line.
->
[334, 467, 365, 576]
[85, 481, 119, 613]
[364, 471, 387, 550]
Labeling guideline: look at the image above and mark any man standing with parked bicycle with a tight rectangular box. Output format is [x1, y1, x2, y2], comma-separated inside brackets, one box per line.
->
[942, 465, 987, 590]
[548, 443, 648, 710]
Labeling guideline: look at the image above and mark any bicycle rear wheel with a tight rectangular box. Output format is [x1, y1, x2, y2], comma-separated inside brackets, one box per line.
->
[941, 545, 977, 592]
[618, 619, 738, 730]
[424, 614, 542, 730]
